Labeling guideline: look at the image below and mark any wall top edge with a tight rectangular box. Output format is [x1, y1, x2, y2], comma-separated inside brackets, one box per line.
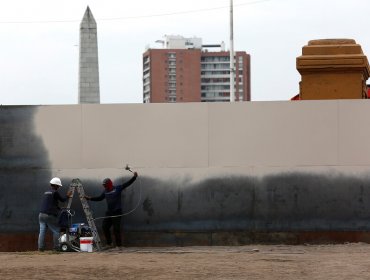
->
[1, 99, 370, 108]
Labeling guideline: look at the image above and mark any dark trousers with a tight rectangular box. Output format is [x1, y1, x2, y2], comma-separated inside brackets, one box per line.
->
[102, 212, 122, 246]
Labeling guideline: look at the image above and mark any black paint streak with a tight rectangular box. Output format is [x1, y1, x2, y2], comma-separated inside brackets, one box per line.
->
[122, 173, 370, 232]
[177, 191, 183, 213]
[0, 106, 52, 232]
[143, 198, 154, 217]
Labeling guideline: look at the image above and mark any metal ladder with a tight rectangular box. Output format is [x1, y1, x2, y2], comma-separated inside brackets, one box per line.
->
[67, 178, 102, 251]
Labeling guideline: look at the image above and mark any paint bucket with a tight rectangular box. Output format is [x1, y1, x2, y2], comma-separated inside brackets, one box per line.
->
[80, 237, 94, 252]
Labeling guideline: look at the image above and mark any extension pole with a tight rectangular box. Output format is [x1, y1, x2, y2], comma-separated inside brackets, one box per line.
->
[229, 0, 235, 102]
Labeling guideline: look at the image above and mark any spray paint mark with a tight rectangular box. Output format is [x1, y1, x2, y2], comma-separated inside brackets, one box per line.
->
[143, 198, 154, 217]
[177, 191, 183, 213]
[0, 106, 52, 231]
[1, 205, 12, 219]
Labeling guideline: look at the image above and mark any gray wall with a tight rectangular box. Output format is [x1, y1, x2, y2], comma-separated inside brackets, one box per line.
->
[1, 101, 370, 235]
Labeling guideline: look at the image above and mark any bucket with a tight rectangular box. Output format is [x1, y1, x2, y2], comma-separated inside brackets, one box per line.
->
[80, 237, 94, 252]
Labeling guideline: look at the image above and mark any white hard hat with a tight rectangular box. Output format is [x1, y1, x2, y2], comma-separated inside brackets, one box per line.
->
[50, 177, 62, 187]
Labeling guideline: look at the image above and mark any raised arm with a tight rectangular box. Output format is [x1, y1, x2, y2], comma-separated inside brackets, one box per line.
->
[120, 172, 138, 190]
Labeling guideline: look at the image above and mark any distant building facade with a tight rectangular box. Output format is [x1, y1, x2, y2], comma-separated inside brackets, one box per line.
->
[143, 35, 251, 103]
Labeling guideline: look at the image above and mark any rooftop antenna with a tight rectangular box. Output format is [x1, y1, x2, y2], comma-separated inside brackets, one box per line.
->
[229, 0, 235, 102]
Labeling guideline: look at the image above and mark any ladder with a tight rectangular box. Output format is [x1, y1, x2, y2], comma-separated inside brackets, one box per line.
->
[67, 178, 102, 251]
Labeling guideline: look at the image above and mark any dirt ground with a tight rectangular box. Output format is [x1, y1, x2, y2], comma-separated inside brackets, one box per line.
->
[1, 244, 370, 279]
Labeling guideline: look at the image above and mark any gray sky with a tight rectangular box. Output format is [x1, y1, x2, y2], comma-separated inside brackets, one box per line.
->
[1, 0, 369, 105]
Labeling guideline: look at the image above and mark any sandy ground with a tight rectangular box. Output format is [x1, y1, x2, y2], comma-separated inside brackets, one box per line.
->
[1, 244, 370, 279]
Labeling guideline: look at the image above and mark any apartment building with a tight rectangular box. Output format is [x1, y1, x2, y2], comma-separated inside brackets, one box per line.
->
[143, 35, 250, 103]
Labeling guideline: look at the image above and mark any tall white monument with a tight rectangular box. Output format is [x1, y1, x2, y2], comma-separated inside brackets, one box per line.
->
[78, 6, 100, 104]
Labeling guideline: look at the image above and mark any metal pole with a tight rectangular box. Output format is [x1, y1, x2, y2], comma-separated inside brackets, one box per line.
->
[229, 0, 235, 102]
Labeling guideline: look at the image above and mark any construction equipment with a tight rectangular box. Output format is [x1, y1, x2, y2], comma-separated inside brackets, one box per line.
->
[59, 178, 102, 252]
[125, 164, 134, 173]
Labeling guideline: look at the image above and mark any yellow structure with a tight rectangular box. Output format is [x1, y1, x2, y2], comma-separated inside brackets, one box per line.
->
[297, 39, 370, 100]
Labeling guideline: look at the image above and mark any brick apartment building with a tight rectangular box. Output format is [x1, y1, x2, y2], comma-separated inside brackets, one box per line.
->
[143, 35, 251, 103]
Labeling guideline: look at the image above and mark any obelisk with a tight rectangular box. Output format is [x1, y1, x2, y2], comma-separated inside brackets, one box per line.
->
[78, 6, 100, 104]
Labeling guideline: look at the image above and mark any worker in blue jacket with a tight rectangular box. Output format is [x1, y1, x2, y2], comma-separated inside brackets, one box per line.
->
[85, 172, 138, 248]
[38, 177, 72, 251]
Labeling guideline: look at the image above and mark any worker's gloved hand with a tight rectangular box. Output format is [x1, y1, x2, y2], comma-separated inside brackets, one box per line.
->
[84, 195, 91, 200]
[134, 172, 138, 177]
[67, 191, 73, 198]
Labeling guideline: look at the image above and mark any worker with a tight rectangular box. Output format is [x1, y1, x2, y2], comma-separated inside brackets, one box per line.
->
[85, 172, 138, 249]
[38, 177, 72, 252]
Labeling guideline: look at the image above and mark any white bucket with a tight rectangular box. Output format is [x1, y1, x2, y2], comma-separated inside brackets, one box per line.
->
[80, 237, 94, 252]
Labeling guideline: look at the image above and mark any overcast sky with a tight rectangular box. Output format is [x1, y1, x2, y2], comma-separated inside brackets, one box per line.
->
[1, 0, 369, 105]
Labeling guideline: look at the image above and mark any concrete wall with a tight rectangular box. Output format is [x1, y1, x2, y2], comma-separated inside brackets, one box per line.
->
[2, 101, 370, 249]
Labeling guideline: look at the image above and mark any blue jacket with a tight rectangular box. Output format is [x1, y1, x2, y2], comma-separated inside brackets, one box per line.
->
[40, 188, 68, 216]
[90, 175, 137, 215]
